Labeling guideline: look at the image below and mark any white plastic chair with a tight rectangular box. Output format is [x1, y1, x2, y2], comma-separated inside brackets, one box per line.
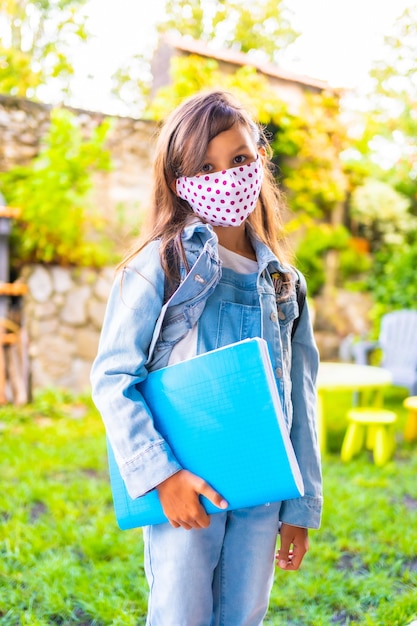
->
[351, 310, 417, 395]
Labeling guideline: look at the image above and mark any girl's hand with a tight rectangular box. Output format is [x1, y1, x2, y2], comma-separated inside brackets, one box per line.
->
[276, 523, 309, 570]
[156, 469, 228, 530]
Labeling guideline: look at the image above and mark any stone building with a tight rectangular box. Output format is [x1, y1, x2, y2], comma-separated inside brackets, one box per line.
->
[0, 43, 349, 398]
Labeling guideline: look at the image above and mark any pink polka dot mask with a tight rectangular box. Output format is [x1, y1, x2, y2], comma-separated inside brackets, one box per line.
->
[175, 156, 264, 227]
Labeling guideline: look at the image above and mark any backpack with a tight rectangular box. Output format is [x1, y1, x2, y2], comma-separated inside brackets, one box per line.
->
[291, 267, 307, 340]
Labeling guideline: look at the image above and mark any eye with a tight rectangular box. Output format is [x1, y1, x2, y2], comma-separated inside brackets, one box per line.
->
[200, 163, 213, 173]
[233, 155, 247, 165]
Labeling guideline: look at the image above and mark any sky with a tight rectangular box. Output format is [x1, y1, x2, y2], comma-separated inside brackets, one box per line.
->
[67, 0, 413, 116]
[284, 0, 411, 86]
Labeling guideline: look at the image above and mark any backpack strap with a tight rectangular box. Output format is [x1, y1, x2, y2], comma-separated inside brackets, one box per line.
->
[291, 267, 307, 340]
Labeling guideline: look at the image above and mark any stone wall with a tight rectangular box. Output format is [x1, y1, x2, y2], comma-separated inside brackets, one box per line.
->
[0, 94, 158, 240]
[21, 265, 113, 393]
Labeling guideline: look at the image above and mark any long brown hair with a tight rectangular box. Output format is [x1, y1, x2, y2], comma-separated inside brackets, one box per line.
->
[119, 90, 291, 280]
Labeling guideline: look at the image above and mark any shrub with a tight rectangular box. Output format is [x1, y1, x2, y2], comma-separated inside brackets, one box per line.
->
[0, 107, 117, 270]
[367, 237, 417, 331]
[295, 223, 370, 295]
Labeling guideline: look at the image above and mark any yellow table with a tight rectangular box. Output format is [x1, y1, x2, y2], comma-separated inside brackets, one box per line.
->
[317, 362, 392, 452]
[403, 396, 417, 442]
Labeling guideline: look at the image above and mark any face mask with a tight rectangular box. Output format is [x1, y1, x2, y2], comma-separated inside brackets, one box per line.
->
[176, 156, 263, 227]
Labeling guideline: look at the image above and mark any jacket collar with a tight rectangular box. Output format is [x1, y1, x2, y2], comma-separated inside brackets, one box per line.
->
[247, 226, 290, 276]
[181, 218, 290, 276]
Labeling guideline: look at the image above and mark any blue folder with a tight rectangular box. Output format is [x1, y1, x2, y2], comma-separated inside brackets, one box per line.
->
[107, 337, 304, 529]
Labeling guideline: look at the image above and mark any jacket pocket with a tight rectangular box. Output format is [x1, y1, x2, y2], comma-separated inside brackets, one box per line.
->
[215, 301, 261, 348]
[277, 299, 298, 333]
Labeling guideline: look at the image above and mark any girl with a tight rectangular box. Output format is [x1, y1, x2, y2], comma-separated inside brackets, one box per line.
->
[91, 90, 322, 626]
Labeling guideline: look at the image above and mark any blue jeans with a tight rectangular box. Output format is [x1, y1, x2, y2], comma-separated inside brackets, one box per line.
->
[143, 502, 281, 626]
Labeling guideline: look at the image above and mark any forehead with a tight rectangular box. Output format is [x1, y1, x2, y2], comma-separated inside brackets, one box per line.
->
[205, 124, 255, 157]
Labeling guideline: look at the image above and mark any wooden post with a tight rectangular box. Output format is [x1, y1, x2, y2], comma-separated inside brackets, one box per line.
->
[0, 202, 29, 404]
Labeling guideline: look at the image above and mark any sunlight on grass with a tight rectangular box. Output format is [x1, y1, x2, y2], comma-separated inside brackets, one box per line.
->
[1, 388, 416, 625]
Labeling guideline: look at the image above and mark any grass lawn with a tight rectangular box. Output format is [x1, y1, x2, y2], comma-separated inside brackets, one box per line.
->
[0, 387, 416, 625]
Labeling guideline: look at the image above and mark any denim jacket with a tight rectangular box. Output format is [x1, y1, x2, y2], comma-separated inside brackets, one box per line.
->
[91, 220, 323, 529]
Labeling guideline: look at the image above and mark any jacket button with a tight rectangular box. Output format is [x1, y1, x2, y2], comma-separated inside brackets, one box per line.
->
[194, 274, 206, 284]
[275, 367, 283, 378]
[270, 311, 277, 322]
[277, 307, 286, 320]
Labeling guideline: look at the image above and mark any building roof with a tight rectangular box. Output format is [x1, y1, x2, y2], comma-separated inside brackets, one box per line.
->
[159, 34, 335, 93]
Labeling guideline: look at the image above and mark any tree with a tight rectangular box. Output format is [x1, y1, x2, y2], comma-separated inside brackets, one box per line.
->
[111, 0, 298, 115]
[352, 5, 417, 208]
[146, 54, 287, 123]
[158, 0, 298, 64]
[273, 91, 349, 221]
[115, 0, 354, 294]
[0, 0, 88, 99]
[350, 179, 415, 250]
